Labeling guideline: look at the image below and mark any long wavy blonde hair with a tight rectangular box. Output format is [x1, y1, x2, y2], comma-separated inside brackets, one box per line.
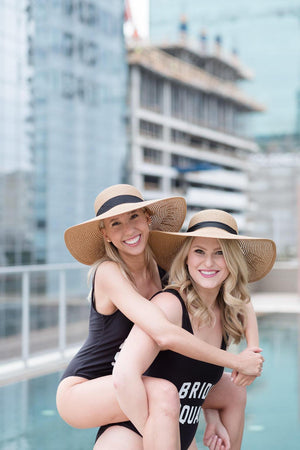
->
[166, 237, 250, 344]
[87, 208, 157, 297]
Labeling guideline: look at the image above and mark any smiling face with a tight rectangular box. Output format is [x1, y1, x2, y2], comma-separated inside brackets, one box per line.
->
[102, 208, 150, 259]
[186, 237, 229, 296]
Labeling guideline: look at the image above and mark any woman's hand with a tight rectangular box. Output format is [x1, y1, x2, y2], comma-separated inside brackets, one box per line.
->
[231, 370, 257, 387]
[205, 435, 230, 450]
[236, 347, 264, 376]
[203, 409, 230, 450]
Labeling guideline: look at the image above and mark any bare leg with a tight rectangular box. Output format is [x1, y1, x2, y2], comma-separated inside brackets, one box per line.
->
[188, 438, 198, 449]
[57, 375, 180, 449]
[56, 375, 127, 428]
[203, 372, 246, 450]
[143, 377, 180, 450]
[93, 425, 143, 450]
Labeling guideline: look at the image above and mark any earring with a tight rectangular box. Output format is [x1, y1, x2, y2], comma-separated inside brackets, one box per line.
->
[107, 239, 111, 243]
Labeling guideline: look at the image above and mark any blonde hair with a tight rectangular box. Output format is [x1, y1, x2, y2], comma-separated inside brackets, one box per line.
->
[166, 238, 250, 344]
[88, 209, 157, 297]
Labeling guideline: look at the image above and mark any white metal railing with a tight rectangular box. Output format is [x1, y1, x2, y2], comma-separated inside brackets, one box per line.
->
[0, 263, 88, 373]
[0, 260, 298, 382]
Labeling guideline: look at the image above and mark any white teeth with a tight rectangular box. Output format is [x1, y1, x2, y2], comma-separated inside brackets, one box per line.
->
[201, 271, 216, 275]
[125, 235, 140, 245]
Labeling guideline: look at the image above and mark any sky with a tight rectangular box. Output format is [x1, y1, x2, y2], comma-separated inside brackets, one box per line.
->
[129, 0, 149, 37]
[127, 0, 300, 137]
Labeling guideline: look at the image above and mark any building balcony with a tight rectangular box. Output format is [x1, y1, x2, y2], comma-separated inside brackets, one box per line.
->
[184, 169, 248, 190]
[186, 186, 247, 211]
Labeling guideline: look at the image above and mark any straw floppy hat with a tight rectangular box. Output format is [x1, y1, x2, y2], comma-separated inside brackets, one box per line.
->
[149, 209, 276, 282]
[64, 184, 187, 265]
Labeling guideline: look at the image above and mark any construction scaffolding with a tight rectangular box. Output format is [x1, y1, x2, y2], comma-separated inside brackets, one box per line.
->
[128, 45, 265, 112]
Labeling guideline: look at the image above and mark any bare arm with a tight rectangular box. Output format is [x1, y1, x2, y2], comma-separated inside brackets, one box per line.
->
[244, 300, 260, 347]
[112, 291, 182, 434]
[202, 409, 230, 450]
[98, 262, 263, 375]
[232, 300, 261, 386]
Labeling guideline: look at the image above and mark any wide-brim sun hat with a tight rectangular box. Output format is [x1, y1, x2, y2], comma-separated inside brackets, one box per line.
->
[64, 184, 187, 265]
[149, 209, 276, 282]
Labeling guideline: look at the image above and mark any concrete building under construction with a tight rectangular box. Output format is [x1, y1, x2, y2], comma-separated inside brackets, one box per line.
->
[126, 37, 264, 230]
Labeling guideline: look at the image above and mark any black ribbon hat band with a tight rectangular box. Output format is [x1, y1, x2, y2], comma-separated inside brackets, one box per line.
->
[97, 197, 237, 236]
[187, 221, 238, 235]
[96, 195, 143, 216]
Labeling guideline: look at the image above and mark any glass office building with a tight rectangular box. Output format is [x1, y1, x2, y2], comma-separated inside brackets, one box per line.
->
[149, 0, 300, 137]
[0, 1, 33, 265]
[31, 0, 127, 263]
[0, 0, 127, 265]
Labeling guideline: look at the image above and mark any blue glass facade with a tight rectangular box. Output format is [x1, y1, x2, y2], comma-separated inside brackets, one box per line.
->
[0, 0, 127, 265]
[149, 0, 300, 137]
[29, 0, 127, 263]
[0, 1, 34, 265]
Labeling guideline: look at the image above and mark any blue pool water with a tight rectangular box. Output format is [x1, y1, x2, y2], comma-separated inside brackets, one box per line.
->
[0, 313, 299, 450]
[197, 313, 300, 450]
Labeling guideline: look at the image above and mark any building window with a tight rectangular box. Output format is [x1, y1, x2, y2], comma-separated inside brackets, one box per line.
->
[140, 70, 163, 113]
[139, 120, 163, 139]
[171, 129, 190, 145]
[207, 96, 218, 128]
[171, 154, 199, 170]
[61, 32, 74, 57]
[143, 147, 162, 164]
[171, 84, 186, 120]
[143, 175, 161, 190]
[171, 83, 204, 125]
[171, 154, 221, 172]
[171, 178, 182, 189]
[60, 71, 99, 105]
[37, 220, 46, 229]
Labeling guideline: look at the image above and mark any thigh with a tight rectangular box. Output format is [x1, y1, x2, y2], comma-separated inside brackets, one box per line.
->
[203, 372, 246, 410]
[56, 375, 127, 428]
[57, 374, 180, 430]
[94, 425, 143, 450]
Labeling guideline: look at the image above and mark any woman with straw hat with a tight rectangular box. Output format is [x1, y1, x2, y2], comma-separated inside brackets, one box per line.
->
[109, 209, 276, 450]
[56, 186, 265, 449]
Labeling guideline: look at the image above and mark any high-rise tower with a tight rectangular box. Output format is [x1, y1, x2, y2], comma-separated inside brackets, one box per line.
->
[0, 1, 127, 265]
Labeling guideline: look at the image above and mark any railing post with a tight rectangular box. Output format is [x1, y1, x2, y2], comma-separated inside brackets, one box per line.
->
[298, 183, 300, 300]
[21, 272, 30, 366]
[59, 270, 67, 356]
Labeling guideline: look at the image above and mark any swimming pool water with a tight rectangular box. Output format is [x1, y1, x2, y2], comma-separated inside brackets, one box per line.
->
[198, 313, 300, 450]
[0, 371, 96, 450]
[0, 313, 299, 450]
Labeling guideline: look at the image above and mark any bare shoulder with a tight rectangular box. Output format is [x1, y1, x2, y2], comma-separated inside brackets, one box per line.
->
[96, 260, 119, 274]
[95, 260, 122, 284]
[150, 290, 183, 325]
[93, 261, 124, 313]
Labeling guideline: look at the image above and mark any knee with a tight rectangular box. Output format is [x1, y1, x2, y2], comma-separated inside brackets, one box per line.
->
[222, 373, 247, 411]
[229, 383, 247, 411]
[220, 372, 247, 410]
[205, 373, 247, 413]
[149, 379, 180, 419]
